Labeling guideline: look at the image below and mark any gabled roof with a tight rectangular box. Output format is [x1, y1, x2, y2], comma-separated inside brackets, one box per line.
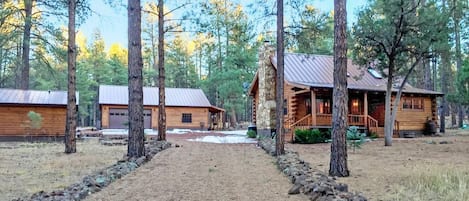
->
[99, 85, 214, 107]
[261, 53, 442, 95]
[0, 88, 72, 106]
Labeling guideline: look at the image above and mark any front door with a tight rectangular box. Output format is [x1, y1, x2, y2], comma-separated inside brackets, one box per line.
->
[368, 97, 385, 127]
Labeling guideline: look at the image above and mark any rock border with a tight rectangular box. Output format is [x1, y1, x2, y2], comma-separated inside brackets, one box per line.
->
[258, 139, 367, 201]
[13, 141, 171, 201]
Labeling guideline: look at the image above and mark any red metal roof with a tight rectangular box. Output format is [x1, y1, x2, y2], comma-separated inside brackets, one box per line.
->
[99, 85, 214, 107]
[269, 53, 443, 95]
[0, 88, 70, 105]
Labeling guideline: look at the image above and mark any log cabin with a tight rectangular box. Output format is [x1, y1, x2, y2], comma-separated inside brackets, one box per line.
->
[249, 43, 443, 141]
[99, 85, 224, 130]
[0, 88, 73, 140]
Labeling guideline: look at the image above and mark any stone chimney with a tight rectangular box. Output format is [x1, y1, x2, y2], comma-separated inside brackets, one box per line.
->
[256, 41, 277, 138]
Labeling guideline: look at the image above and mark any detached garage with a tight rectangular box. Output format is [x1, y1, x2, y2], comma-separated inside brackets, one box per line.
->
[0, 88, 73, 139]
[108, 108, 152, 129]
[99, 85, 224, 130]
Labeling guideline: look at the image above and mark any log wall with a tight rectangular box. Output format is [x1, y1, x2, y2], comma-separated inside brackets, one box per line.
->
[0, 105, 66, 136]
[101, 105, 210, 130]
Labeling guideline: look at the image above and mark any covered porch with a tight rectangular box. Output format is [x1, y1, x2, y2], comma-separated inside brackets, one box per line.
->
[284, 88, 398, 141]
[208, 106, 225, 130]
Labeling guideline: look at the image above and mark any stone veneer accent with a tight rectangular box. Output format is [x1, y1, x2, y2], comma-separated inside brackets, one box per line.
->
[256, 42, 277, 138]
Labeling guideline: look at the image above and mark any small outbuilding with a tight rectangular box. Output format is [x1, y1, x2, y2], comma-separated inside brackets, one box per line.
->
[99, 85, 224, 130]
[0, 88, 73, 140]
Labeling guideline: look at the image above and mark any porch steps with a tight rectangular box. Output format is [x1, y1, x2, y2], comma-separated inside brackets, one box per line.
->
[376, 127, 385, 138]
[376, 127, 401, 138]
[285, 129, 294, 143]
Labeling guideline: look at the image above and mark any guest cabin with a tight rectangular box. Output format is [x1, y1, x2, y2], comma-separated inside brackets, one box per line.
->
[0, 88, 75, 140]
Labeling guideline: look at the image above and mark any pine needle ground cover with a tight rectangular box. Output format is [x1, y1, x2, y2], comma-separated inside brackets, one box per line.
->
[0, 139, 126, 200]
[287, 129, 469, 200]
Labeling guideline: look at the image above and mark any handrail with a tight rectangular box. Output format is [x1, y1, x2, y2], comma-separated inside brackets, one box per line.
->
[289, 115, 312, 128]
[394, 120, 400, 136]
[367, 115, 379, 134]
[284, 116, 296, 129]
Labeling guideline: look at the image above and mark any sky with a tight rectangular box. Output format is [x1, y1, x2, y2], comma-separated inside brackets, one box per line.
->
[78, 0, 368, 48]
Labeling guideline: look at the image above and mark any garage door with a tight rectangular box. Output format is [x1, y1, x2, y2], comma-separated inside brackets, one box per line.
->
[109, 108, 151, 129]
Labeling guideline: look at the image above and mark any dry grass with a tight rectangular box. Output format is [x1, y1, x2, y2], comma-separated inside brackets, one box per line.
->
[0, 139, 126, 201]
[389, 166, 469, 201]
[287, 129, 469, 201]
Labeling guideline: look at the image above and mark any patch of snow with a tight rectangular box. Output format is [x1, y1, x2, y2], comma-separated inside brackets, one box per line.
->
[215, 130, 249, 136]
[101, 129, 158, 136]
[167, 129, 193, 134]
[188, 135, 257, 144]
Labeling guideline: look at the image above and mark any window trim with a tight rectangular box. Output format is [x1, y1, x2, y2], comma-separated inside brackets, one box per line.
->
[316, 98, 332, 114]
[402, 97, 424, 111]
[182, 113, 192, 123]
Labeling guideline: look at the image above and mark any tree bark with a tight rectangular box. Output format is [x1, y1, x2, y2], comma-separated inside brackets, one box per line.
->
[20, 0, 32, 90]
[454, 2, 464, 127]
[384, 60, 394, 146]
[440, 52, 451, 132]
[424, 59, 432, 90]
[275, 0, 285, 156]
[329, 0, 349, 177]
[157, 0, 166, 141]
[65, 0, 77, 154]
[127, 0, 145, 157]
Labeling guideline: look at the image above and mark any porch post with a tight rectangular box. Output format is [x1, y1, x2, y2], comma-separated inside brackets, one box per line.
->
[311, 90, 316, 126]
[364, 91, 368, 127]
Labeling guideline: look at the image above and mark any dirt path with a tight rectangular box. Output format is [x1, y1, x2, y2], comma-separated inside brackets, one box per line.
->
[86, 138, 307, 201]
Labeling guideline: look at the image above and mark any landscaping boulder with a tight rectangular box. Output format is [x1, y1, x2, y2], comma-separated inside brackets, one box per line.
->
[14, 141, 171, 201]
[258, 138, 367, 201]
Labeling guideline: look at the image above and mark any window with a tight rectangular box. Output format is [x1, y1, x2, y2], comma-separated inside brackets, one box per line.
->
[283, 99, 288, 115]
[182, 113, 192, 123]
[351, 98, 361, 114]
[368, 67, 383, 79]
[402, 98, 424, 110]
[316, 98, 331, 114]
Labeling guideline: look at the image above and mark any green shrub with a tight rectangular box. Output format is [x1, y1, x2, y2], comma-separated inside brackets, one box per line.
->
[323, 129, 332, 140]
[246, 130, 256, 138]
[347, 126, 366, 152]
[27, 111, 43, 129]
[369, 131, 378, 139]
[294, 129, 326, 144]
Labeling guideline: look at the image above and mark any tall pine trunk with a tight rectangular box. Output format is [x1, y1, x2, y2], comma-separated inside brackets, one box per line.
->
[454, 5, 464, 127]
[157, 0, 166, 141]
[20, 0, 32, 89]
[329, 0, 349, 177]
[275, 0, 285, 156]
[127, 0, 145, 157]
[384, 59, 395, 146]
[440, 52, 451, 132]
[65, 0, 77, 154]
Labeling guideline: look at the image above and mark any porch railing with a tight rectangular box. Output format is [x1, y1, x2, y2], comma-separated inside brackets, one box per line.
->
[367, 116, 379, 134]
[289, 114, 379, 134]
[348, 115, 366, 126]
[394, 120, 400, 136]
[316, 114, 332, 125]
[284, 116, 296, 129]
[316, 114, 368, 127]
[289, 115, 312, 130]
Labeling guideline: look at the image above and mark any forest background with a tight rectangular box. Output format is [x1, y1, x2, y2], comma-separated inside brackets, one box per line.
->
[0, 0, 467, 128]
